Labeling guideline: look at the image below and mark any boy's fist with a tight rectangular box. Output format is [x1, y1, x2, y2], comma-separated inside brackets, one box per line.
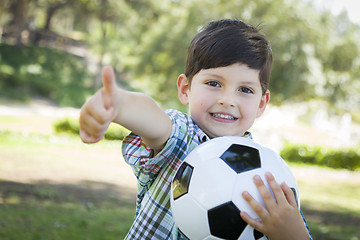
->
[79, 66, 119, 143]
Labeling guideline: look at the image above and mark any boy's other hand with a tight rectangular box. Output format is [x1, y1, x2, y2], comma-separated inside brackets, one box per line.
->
[79, 66, 119, 143]
[240, 172, 309, 240]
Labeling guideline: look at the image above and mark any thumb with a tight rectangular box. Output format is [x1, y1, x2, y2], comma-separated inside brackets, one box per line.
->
[102, 66, 117, 95]
[102, 66, 117, 109]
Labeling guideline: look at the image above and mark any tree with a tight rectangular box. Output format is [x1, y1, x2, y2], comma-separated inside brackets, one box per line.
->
[1, 0, 359, 112]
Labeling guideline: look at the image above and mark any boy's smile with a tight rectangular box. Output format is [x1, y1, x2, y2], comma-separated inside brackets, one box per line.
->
[210, 112, 238, 122]
[178, 63, 270, 138]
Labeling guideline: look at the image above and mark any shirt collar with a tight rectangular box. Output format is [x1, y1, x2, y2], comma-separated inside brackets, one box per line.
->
[196, 128, 209, 143]
[196, 129, 253, 143]
[243, 131, 253, 139]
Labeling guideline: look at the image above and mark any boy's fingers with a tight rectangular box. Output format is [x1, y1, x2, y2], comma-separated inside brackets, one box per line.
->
[81, 92, 112, 124]
[79, 94, 113, 142]
[102, 66, 117, 95]
[240, 211, 263, 231]
[80, 112, 107, 136]
[253, 174, 277, 210]
[242, 191, 268, 219]
[102, 66, 117, 110]
[281, 182, 298, 207]
[79, 129, 102, 143]
[264, 172, 285, 205]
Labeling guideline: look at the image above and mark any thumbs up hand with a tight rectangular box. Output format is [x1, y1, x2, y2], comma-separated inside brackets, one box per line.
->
[79, 66, 120, 143]
[80, 66, 172, 149]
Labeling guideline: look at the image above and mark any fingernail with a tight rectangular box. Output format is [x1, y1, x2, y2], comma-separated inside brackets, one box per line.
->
[254, 175, 262, 183]
[242, 191, 249, 197]
[242, 191, 251, 200]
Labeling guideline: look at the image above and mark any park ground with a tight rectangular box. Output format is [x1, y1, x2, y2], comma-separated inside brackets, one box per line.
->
[0, 100, 359, 240]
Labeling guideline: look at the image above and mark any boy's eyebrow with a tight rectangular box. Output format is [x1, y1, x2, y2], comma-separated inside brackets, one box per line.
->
[202, 73, 224, 79]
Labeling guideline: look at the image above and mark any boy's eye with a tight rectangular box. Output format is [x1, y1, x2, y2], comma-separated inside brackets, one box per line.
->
[206, 81, 221, 87]
[240, 87, 254, 94]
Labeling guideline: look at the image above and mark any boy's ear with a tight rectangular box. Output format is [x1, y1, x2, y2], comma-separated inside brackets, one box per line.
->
[256, 90, 270, 118]
[177, 74, 190, 105]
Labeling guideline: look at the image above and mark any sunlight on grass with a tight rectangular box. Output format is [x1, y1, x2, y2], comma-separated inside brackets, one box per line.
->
[0, 116, 23, 123]
[4, 195, 21, 204]
[0, 130, 122, 151]
[287, 163, 360, 239]
[298, 179, 360, 214]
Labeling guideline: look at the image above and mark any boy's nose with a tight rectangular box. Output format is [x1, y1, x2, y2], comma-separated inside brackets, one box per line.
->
[218, 91, 236, 107]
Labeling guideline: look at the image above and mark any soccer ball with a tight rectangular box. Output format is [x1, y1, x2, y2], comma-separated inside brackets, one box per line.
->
[170, 136, 300, 240]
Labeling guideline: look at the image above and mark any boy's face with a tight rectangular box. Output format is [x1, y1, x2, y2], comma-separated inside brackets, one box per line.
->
[177, 63, 270, 138]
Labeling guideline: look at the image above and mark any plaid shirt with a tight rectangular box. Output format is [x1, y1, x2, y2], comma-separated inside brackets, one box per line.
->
[122, 109, 312, 239]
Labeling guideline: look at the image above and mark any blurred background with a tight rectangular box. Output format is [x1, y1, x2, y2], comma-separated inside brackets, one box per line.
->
[0, 0, 359, 239]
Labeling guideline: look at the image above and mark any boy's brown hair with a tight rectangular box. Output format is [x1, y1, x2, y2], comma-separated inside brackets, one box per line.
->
[185, 19, 273, 95]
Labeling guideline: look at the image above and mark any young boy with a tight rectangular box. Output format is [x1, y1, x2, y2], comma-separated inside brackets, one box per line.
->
[79, 19, 312, 240]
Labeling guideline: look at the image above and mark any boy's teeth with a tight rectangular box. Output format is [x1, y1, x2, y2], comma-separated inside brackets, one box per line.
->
[213, 113, 235, 120]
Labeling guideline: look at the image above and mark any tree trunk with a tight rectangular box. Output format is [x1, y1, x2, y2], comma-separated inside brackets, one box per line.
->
[9, 0, 28, 45]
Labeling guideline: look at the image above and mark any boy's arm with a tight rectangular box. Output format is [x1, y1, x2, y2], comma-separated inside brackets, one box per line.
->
[79, 66, 172, 151]
[240, 172, 310, 240]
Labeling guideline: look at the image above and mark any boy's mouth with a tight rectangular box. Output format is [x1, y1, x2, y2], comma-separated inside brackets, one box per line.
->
[210, 113, 238, 121]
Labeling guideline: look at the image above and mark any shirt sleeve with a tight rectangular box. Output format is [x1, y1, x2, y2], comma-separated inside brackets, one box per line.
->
[121, 109, 198, 188]
[300, 209, 313, 239]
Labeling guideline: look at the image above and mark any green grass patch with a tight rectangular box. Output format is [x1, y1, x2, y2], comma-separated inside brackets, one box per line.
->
[0, 130, 135, 240]
[288, 163, 360, 240]
[299, 179, 360, 214]
[0, 181, 135, 240]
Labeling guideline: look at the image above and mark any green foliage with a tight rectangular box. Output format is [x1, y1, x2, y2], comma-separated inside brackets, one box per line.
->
[1, 0, 360, 112]
[0, 43, 93, 107]
[53, 118, 130, 140]
[53, 118, 80, 135]
[281, 143, 360, 171]
[105, 0, 360, 110]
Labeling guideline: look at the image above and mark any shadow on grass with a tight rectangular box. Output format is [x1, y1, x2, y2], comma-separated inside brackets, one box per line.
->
[0, 180, 137, 240]
[0, 180, 136, 205]
[301, 203, 360, 240]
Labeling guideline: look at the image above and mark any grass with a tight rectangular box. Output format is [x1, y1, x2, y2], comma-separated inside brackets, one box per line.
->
[0, 183, 135, 240]
[0, 130, 137, 240]
[292, 164, 360, 239]
[0, 113, 360, 240]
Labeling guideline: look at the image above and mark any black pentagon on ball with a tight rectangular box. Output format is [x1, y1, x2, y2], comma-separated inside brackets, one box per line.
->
[291, 188, 299, 207]
[178, 228, 190, 240]
[254, 229, 266, 239]
[208, 201, 247, 240]
[172, 162, 194, 200]
[220, 144, 261, 174]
